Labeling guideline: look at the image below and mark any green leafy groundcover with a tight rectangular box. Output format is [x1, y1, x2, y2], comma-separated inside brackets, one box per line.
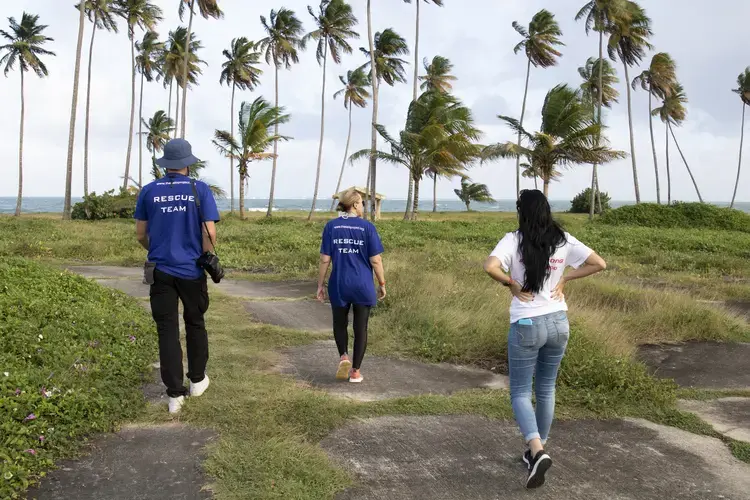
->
[0, 258, 156, 497]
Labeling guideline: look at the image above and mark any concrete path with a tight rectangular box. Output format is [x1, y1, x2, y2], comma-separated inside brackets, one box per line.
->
[31, 424, 216, 500]
[679, 398, 750, 443]
[279, 340, 507, 401]
[638, 341, 750, 389]
[243, 300, 334, 332]
[321, 415, 750, 500]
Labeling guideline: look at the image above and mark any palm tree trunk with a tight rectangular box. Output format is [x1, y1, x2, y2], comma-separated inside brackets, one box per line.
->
[123, 34, 136, 191]
[230, 82, 236, 214]
[331, 105, 353, 212]
[308, 42, 329, 221]
[517, 57, 531, 200]
[411, 176, 421, 220]
[168, 79, 173, 120]
[267, 65, 280, 218]
[543, 177, 550, 198]
[623, 62, 640, 203]
[432, 174, 437, 213]
[533, 176, 538, 190]
[648, 91, 661, 204]
[665, 121, 671, 204]
[595, 173, 603, 214]
[367, 0, 379, 221]
[64, 1, 86, 220]
[180, 0, 195, 139]
[731, 103, 746, 208]
[404, 0, 420, 220]
[404, 175, 414, 220]
[364, 158, 371, 218]
[84, 15, 98, 198]
[174, 85, 180, 139]
[669, 122, 703, 203]
[239, 171, 245, 220]
[589, 30, 604, 221]
[15, 70, 25, 217]
[138, 70, 145, 189]
[465, 201, 470, 212]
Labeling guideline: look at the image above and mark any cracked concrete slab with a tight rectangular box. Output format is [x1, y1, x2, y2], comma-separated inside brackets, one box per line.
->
[679, 397, 750, 443]
[279, 340, 508, 401]
[217, 279, 317, 299]
[637, 341, 750, 389]
[31, 424, 216, 500]
[68, 266, 144, 280]
[243, 300, 333, 332]
[320, 415, 750, 500]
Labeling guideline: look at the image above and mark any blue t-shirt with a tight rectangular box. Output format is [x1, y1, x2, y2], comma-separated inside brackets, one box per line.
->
[134, 174, 220, 280]
[320, 216, 384, 307]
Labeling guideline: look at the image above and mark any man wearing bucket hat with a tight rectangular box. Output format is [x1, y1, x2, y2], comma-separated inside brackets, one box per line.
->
[134, 138, 220, 414]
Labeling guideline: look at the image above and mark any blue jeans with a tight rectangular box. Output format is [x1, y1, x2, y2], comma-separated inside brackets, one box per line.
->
[508, 310, 570, 444]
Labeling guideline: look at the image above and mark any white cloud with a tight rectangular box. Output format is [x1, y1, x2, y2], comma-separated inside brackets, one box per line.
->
[0, 0, 748, 204]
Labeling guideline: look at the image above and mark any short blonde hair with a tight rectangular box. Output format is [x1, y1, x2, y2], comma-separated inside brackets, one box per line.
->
[337, 188, 361, 212]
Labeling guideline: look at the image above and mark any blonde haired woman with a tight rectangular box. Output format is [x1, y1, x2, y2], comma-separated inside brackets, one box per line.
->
[317, 189, 386, 383]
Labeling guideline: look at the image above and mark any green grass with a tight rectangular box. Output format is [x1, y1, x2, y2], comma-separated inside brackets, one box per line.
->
[0, 258, 156, 498]
[2, 212, 749, 497]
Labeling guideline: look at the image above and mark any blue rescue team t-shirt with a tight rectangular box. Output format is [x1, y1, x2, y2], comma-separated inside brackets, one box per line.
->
[320, 216, 384, 308]
[134, 173, 220, 280]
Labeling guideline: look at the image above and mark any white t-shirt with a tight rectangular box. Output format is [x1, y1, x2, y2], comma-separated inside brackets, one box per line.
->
[490, 231, 593, 324]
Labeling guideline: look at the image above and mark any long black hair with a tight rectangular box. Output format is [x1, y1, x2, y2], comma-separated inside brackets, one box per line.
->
[516, 190, 566, 293]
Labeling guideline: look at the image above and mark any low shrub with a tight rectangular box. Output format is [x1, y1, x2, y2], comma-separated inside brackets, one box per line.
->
[71, 189, 138, 221]
[570, 188, 611, 214]
[0, 258, 156, 497]
[599, 202, 750, 233]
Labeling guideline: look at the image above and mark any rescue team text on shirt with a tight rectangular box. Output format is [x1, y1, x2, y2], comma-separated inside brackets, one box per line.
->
[333, 238, 365, 254]
[152, 194, 196, 213]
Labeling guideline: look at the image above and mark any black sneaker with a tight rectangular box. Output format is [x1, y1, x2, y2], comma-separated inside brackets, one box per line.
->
[522, 449, 532, 469]
[526, 451, 552, 489]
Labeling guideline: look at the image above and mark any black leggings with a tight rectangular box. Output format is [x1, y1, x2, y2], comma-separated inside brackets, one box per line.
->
[332, 304, 371, 370]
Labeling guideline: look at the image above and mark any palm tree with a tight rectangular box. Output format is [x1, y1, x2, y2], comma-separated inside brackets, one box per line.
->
[512, 9, 564, 200]
[142, 110, 174, 172]
[330, 68, 370, 211]
[578, 56, 619, 213]
[80, 0, 119, 198]
[419, 55, 456, 93]
[178, 0, 222, 138]
[220, 37, 263, 214]
[304, 0, 359, 220]
[483, 85, 626, 198]
[633, 52, 677, 205]
[213, 97, 291, 219]
[117, 0, 162, 190]
[402, 0, 444, 218]
[0, 13, 55, 217]
[365, 0, 378, 220]
[63, 2, 87, 220]
[351, 91, 481, 220]
[135, 31, 164, 189]
[360, 28, 410, 217]
[608, 1, 652, 203]
[521, 162, 548, 190]
[576, 0, 628, 219]
[652, 82, 703, 203]
[161, 27, 205, 139]
[259, 8, 305, 218]
[731, 68, 750, 208]
[454, 178, 494, 211]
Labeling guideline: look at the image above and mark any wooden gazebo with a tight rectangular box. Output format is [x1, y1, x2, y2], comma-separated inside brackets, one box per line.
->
[332, 186, 386, 220]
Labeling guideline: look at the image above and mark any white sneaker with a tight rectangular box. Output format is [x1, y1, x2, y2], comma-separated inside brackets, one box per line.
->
[168, 396, 185, 414]
[190, 375, 210, 397]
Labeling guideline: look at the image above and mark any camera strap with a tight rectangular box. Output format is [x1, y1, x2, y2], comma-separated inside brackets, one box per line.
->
[190, 178, 218, 256]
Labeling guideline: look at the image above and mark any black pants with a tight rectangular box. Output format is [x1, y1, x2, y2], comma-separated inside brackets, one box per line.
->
[150, 269, 209, 397]
[332, 304, 371, 370]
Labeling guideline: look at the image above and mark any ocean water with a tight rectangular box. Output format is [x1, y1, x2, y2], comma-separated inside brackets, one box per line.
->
[1, 197, 749, 215]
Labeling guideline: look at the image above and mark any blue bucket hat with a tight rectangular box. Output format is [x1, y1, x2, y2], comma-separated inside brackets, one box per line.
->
[155, 138, 200, 170]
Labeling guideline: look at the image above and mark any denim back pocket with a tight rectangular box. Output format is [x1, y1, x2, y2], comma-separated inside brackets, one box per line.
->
[514, 321, 539, 348]
[552, 313, 570, 345]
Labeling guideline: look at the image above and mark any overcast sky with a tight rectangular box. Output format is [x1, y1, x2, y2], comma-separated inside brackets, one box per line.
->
[0, 0, 747, 203]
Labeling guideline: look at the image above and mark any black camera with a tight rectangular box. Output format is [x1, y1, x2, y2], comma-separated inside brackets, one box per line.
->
[197, 252, 224, 283]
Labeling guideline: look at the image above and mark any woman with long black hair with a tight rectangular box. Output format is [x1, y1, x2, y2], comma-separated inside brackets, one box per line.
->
[484, 189, 606, 489]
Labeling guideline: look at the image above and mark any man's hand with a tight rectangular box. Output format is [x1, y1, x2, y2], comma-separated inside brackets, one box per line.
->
[509, 280, 534, 302]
